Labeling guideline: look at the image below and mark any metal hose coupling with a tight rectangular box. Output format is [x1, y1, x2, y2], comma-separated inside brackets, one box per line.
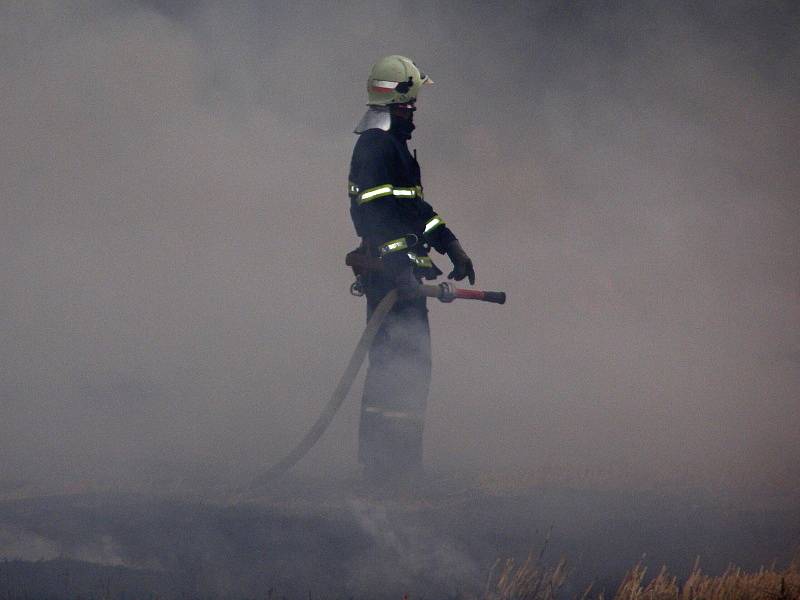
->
[435, 281, 457, 303]
[350, 275, 365, 296]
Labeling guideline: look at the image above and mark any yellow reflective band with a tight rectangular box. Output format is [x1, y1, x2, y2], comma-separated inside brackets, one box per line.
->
[424, 215, 445, 234]
[364, 406, 423, 421]
[348, 181, 359, 196]
[415, 185, 424, 199]
[356, 184, 421, 205]
[407, 252, 433, 268]
[357, 185, 394, 204]
[379, 237, 408, 254]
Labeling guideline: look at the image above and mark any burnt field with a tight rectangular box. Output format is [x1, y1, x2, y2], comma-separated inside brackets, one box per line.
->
[0, 478, 797, 599]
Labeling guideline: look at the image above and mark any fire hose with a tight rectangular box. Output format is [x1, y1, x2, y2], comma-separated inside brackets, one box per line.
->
[251, 264, 505, 488]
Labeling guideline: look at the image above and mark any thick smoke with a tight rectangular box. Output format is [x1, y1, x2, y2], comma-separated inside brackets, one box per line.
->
[1, 1, 798, 496]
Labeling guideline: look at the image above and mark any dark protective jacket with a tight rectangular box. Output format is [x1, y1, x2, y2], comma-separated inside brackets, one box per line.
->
[348, 125, 448, 478]
[348, 128, 456, 274]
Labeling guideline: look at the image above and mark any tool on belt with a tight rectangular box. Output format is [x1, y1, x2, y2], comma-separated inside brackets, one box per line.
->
[250, 249, 506, 487]
[345, 245, 506, 304]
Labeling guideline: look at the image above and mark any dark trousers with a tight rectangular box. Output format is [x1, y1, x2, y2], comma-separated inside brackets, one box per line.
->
[359, 272, 431, 479]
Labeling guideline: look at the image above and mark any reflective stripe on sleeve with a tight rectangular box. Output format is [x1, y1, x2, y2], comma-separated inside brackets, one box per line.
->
[348, 181, 360, 196]
[358, 185, 394, 204]
[423, 215, 445, 234]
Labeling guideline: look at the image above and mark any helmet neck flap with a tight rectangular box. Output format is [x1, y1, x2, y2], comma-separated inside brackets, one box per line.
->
[353, 106, 391, 134]
[353, 105, 416, 140]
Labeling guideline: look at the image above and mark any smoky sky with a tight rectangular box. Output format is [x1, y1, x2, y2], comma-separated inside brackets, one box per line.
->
[1, 0, 798, 494]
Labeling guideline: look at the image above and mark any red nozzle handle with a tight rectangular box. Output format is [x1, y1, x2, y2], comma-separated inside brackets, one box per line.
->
[455, 289, 506, 304]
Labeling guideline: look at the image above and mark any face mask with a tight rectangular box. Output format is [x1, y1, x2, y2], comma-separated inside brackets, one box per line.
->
[390, 104, 416, 139]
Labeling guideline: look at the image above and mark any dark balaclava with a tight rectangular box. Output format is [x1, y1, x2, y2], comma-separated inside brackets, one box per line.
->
[390, 103, 416, 140]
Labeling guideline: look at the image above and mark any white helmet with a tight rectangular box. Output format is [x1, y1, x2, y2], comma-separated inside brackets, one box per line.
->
[355, 55, 433, 133]
[366, 55, 433, 106]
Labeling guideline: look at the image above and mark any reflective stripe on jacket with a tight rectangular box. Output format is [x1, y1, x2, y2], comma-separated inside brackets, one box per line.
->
[348, 128, 456, 268]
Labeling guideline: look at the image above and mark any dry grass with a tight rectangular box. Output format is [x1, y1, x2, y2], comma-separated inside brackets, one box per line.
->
[480, 556, 800, 600]
[482, 553, 569, 600]
[607, 558, 800, 600]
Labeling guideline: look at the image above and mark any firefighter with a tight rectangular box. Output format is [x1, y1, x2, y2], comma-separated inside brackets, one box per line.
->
[348, 55, 475, 485]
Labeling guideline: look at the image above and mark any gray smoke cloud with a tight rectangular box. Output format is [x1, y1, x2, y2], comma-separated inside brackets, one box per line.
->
[1, 1, 798, 496]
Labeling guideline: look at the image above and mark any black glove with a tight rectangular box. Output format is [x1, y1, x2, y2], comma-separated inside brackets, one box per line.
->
[446, 240, 475, 285]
